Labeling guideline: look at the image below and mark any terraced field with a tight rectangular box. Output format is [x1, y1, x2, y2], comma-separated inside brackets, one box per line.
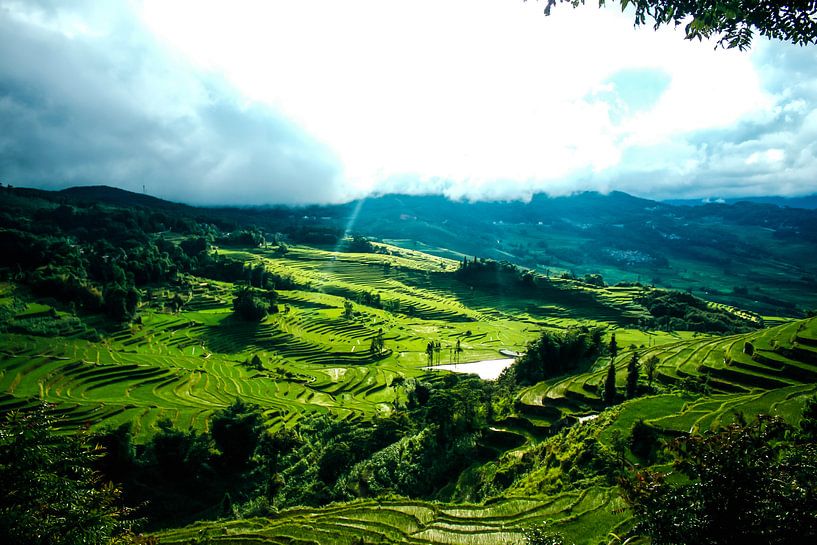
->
[518, 317, 817, 434]
[4, 243, 814, 545]
[156, 487, 631, 545]
[1, 244, 592, 438]
[2, 242, 684, 439]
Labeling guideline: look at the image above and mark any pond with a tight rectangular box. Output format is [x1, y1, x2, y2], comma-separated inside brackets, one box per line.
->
[423, 358, 516, 380]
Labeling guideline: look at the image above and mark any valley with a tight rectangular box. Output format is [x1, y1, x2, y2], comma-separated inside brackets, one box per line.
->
[1, 186, 816, 544]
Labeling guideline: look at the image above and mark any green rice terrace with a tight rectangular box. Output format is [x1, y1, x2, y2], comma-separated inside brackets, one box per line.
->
[1, 188, 816, 544]
[0, 242, 669, 439]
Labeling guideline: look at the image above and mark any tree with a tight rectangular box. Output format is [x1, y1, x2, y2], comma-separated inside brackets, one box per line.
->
[211, 399, 264, 470]
[608, 332, 618, 359]
[626, 352, 640, 399]
[537, 0, 817, 50]
[644, 355, 659, 387]
[147, 419, 212, 484]
[583, 273, 605, 287]
[248, 354, 264, 371]
[629, 419, 658, 462]
[343, 299, 354, 320]
[232, 286, 269, 321]
[0, 405, 132, 545]
[801, 394, 817, 440]
[513, 327, 604, 385]
[622, 415, 817, 544]
[604, 359, 617, 405]
[179, 236, 208, 257]
[104, 285, 140, 323]
[370, 328, 385, 355]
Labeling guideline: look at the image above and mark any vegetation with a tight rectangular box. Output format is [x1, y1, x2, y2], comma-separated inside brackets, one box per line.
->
[0, 405, 132, 545]
[232, 286, 277, 321]
[539, 0, 817, 49]
[505, 327, 604, 386]
[625, 353, 639, 399]
[638, 289, 760, 333]
[2, 186, 817, 544]
[623, 414, 817, 544]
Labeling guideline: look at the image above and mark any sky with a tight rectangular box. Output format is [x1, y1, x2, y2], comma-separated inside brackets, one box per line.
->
[1, 0, 816, 205]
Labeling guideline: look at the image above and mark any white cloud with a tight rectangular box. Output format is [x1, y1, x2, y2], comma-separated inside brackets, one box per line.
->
[746, 149, 785, 165]
[2, 0, 816, 203]
[138, 0, 807, 201]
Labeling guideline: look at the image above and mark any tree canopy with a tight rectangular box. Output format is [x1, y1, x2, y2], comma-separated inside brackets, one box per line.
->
[539, 0, 817, 49]
[0, 405, 132, 545]
[622, 414, 817, 544]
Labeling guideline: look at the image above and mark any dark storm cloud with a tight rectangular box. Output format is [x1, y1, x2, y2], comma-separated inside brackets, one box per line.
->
[0, 1, 342, 205]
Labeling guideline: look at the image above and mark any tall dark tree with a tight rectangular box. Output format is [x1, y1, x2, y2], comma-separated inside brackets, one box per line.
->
[626, 352, 640, 399]
[645, 355, 659, 387]
[609, 332, 618, 359]
[604, 360, 617, 405]
[369, 328, 385, 355]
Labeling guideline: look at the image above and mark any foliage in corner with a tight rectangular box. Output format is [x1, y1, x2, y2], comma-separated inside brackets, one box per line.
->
[0, 405, 133, 545]
[537, 0, 817, 49]
[622, 413, 817, 544]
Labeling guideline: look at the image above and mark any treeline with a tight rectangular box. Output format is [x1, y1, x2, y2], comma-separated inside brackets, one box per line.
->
[455, 257, 536, 290]
[197, 255, 305, 291]
[638, 290, 759, 334]
[455, 257, 614, 294]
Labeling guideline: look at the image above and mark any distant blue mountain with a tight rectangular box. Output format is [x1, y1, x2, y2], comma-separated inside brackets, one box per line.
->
[664, 194, 817, 209]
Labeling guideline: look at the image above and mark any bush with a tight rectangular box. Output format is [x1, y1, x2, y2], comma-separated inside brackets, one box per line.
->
[629, 419, 659, 462]
[622, 415, 817, 545]
[524, 525, 574, 545]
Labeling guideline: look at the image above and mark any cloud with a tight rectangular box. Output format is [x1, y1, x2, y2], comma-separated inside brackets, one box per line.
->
[0, 0, 342, 205]
[1, 1, 816, 205]
[597, 40, 817, 199]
